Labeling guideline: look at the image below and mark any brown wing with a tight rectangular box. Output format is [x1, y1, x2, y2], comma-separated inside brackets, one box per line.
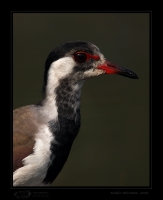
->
[13, 105, 38, 172]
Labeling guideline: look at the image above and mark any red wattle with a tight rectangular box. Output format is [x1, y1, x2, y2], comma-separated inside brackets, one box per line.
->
[97, 65, 117, 74]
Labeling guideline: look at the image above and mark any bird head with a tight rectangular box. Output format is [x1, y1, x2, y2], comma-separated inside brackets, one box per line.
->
[42, 41, 138, 94]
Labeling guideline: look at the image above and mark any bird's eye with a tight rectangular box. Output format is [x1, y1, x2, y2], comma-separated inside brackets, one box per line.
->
[73, 51, 100, 63]
[74, 52, 87, 63]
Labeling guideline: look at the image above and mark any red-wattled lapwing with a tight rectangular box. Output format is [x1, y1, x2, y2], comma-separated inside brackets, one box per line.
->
[13, 40, 138, 186]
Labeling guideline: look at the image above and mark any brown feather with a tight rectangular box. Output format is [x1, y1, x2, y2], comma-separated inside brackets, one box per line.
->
[13, 105, 39, 172]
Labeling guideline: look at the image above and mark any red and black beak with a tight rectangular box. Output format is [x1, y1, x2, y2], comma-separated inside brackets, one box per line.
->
[97, 60, 138, 79]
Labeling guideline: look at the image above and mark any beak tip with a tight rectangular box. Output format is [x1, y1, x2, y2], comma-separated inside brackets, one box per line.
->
[119, 70, 139, 79]
[130, 72, 139, 79]
[129, 73, 139, 79]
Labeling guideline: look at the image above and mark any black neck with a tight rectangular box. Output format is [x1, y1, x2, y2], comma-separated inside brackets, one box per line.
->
[43, 79, 82, 184]
[51, 78, 82, 144]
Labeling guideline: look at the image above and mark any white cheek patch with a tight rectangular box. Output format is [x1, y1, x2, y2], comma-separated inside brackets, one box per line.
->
[46, 57, 76, 96]
[48, 57, 75, 83]
[40, 57, 76, 122]
[84, 68, 104, 77]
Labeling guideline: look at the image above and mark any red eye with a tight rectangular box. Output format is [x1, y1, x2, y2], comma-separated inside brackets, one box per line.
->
[73, 51, 100, 63]
[74, 52, 87, 63]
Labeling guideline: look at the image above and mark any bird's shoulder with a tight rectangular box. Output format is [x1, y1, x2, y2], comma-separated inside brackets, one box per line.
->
[13, 105, 40, 138]
[13, 105, 39, 171]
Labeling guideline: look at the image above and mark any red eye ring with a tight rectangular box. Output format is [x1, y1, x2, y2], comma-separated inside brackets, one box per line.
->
[73, 51, 100, 63]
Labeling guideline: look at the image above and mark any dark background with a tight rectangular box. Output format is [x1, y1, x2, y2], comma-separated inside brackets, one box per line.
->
[13, 13, 150, 186]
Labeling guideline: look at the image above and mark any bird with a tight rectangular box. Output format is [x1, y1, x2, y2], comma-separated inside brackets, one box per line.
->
[13, 40, 138, 186]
